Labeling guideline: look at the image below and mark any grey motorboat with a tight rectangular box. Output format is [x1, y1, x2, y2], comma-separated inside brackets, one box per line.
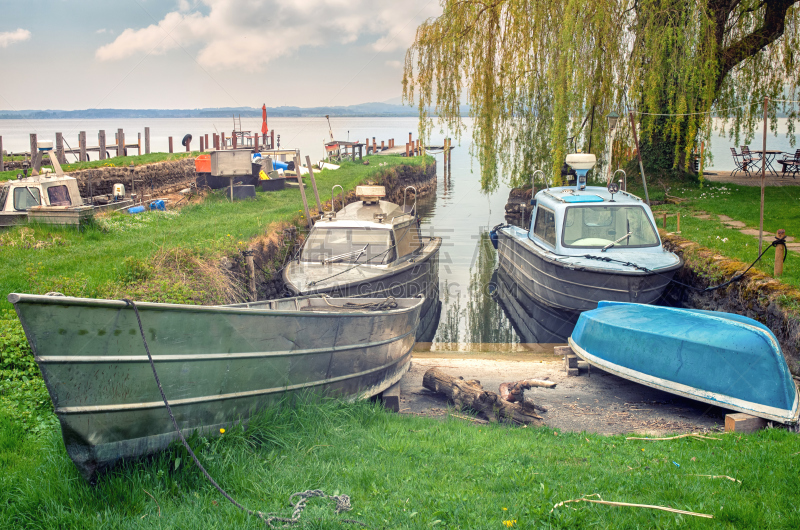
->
[9, 292, 423, 481]
[491, 153, 682, 313]
[283, 185, 442, 341]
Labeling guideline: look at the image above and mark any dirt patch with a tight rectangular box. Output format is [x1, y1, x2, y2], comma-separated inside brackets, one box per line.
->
[399, 356, 724, 435]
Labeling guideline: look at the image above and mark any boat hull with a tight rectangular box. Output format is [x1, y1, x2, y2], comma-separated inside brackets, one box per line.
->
[497, 229, 680, 312]
[9, 293, 422, 481]
[569, 301, 800, 424]
[284, 239, 441, 341]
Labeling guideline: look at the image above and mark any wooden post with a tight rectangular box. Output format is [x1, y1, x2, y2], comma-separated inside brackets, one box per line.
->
[305, 155, 323, 214]
[144, 127, 151, 154]
[79, 131, 87, 162]
[628, 112, 650, 206]
[221, 132, 226, 149]
[406, 142, 410, 157]
[55, 133, 66, 164]
[0, 136, 3, 171]
[99, 130, 106, 160]
[204, 134, 209, 150]
[270, 130, 275, 150]
[137, 132, 142, 155]
[759, 96, 768, 254]
[676, 212, 681, 233]
[295, 156, 313, 230]
[185, 136, 191, 152]
[775, 229, 785, 277]
[663, 212, 667, 229]
[725, 413, 767, 433]
[381, 140, 385, 151]
[168, 137, 173, 153]
[372, 137, 376, 154]
[409, 132, 413, 145]
[118, 128, 125, 157]
[232, 134, 237, 150]
[30, 134, 41, 172]
[200, 136, 205, 152]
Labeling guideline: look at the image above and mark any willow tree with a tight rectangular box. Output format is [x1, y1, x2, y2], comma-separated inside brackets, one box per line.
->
[402, 0, 800, 190]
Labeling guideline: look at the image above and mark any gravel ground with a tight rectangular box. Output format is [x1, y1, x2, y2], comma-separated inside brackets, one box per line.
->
[397, 353, 726, 436]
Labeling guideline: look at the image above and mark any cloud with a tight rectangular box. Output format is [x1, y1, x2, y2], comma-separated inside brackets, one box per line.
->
[0, 28, 31, 48]
[385, 60, 403, 69]
[96, 28, 108, 34]
[95, 0, 440, 70]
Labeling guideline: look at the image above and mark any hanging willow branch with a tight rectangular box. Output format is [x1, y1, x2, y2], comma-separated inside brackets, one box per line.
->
[403, 0, 800, 190]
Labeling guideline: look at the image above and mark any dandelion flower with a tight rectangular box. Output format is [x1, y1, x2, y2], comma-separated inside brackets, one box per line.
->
[502, 507, 508, 511]
[220, 428, 226, 434]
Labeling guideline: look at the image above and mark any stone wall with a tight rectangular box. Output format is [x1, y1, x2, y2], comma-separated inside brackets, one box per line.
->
[660, 231, 800, 375]
[68, 159, 195, 198]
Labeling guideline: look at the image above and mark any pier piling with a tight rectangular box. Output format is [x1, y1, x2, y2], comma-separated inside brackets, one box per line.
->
[200, 136, 204, 152]
[55, 133, 65, 164]
[99, 131, 106, 160]
[169, 137, 173, 154]
[145, 127, 151, 154]
[30, 134, 40, 172]
[80, 131, 87, 162]
[117, 129, 125, 157]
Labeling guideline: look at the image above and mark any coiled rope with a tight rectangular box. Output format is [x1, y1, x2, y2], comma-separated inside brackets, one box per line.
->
[121, 298, 366, 528]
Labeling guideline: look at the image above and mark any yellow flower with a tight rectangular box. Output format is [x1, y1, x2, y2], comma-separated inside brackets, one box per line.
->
[502, 508, 507, 511]
[502, 520, 516, 528]
[220, 428, 225, 434]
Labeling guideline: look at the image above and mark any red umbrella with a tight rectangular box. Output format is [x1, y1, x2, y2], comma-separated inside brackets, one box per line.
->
[261, 104, 268, 134]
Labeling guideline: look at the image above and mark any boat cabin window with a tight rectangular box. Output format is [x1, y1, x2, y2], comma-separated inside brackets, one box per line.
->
[302, 227, 396, 264]
[46, 185, 71, 206]
[394, 222, 422, 258]
[562, 205, 659, 248]
[532, 206, 557, 247]
[13, 187, 41, 211]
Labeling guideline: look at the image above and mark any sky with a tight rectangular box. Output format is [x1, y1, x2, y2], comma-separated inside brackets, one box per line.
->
[0, 0, 443, 111]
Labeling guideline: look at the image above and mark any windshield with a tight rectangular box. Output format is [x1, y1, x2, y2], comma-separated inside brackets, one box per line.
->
[562, 205, 659, 248]
[301, 227, 395, 264]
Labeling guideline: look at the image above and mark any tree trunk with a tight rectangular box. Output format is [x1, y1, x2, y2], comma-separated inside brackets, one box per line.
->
[422, 368, 543, 424]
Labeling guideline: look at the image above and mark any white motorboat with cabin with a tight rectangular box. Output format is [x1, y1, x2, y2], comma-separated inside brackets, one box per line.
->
[284, 185, 442, 341]
[491, 153, 682, 314]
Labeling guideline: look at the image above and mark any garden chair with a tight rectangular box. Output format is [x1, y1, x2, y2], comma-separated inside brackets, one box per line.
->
[729, 147, 749, 177]
[777, 149, 800, 179]
[740, 145, 763, 174]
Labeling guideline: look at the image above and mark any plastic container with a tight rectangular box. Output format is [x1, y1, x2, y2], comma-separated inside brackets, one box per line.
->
[195, 154, 211, 173]
[149, 200, 166, 211]
[272, 160, 289, 171]
[260, 177, 285, 191]
[128, 205, 145, 214]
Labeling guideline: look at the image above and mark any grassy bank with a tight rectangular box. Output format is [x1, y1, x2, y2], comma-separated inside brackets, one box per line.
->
[1, 151, 198, 182]
[623, 177, 800, 290]
[1, 399, 799, 528]
[0, 154, 431, 311]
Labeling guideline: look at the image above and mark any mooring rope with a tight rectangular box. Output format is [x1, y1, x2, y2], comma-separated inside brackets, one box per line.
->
[320, 294, 399, 311]
[580, 235, 787, 293]
[121, 298, 366, 528]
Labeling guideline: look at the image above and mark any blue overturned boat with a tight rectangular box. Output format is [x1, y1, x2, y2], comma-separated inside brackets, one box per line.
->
[569, 301, 800, 424]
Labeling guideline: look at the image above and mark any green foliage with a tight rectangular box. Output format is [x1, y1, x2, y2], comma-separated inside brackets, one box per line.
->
[404, 0, 800, 189]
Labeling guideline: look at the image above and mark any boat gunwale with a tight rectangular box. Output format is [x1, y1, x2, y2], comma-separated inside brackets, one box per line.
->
[8, 293, 424, 317]
[498, 228, 684, 276]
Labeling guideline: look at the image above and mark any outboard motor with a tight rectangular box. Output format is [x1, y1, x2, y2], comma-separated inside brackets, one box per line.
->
[564, 153, 597, 191]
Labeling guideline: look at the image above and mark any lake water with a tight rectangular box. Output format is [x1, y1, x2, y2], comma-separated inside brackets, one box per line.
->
[2, 116, 797, 350]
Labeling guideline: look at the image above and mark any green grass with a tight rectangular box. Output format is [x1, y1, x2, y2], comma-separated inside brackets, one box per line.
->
[1, 399, 798, 528]
[0, 155, 431, 311]
[1, 151, 199, 182]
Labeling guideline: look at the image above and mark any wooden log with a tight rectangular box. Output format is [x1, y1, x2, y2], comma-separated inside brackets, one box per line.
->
[305, 155, 323, 214]
[422, 368, 543, 424]
[725, 413, 767, 433]
[499, 379, 556, 402]
[145, 127, 151, 154]
[98, 130, 106, 160]
[118, 128, 125, 157]
[55, 132, 66, 164]
[168, 136, 173, 153]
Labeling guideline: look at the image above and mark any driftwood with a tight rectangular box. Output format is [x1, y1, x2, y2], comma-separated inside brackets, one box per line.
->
[499, 379, 556, 402]
[422, 368, 543, 424]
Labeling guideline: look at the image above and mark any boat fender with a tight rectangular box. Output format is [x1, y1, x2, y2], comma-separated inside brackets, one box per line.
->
[181, 134, 192, 147]
[530, 199, 536, 207]
[128, 205, 146, 214]
[489, 230, 499, 250]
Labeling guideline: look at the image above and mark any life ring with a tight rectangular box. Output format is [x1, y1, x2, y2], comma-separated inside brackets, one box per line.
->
[182, 134, 193, 147]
